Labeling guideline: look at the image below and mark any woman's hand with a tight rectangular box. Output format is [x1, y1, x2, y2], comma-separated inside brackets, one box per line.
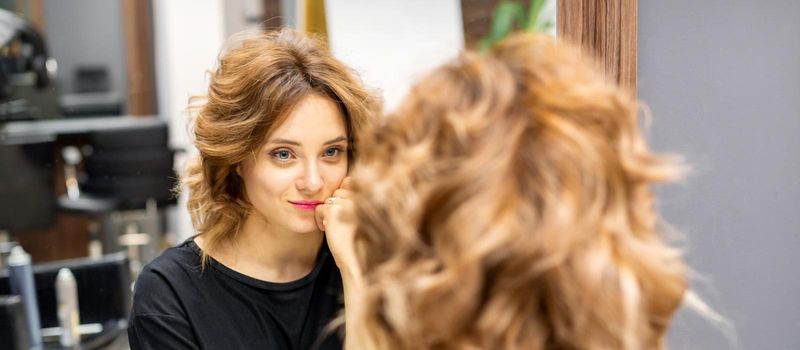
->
[316, 177, 360, 277]
[316, 177, 364, 350]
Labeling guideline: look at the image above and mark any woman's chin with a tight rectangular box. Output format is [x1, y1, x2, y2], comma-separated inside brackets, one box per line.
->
[289, 219, 322, 235]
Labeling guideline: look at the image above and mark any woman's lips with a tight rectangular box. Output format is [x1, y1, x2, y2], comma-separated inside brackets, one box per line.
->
[289, 200, 324, 211]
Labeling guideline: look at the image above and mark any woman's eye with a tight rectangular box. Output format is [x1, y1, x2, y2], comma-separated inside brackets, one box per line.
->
[271, 149, 293, 161]
[323, 147, 342, 157]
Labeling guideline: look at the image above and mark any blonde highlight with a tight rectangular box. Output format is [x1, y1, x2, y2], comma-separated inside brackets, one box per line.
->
[182, 28, 377, 265]
[351, 33, 686, 349]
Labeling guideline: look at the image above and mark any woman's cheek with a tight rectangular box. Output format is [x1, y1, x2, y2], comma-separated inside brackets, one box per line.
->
[322, 162, 348, 190]
[259, 163, 300, 193]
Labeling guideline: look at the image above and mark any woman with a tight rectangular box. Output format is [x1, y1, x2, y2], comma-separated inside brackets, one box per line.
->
[349, 33, 688, 349]
[128, 29, 374, 350]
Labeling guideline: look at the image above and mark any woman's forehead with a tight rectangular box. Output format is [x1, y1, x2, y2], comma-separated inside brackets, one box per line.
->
[265, 94, 347, 146]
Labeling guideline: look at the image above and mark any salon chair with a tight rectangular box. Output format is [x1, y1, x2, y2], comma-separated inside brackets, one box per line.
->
[59, 65, 123, 117]
[0, 252, 131, 349]
[57, 121, 176, 277]
[0, 295, 28, 350]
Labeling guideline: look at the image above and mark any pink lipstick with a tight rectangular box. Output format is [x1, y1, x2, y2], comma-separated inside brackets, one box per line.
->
[289, 200, 324, 211]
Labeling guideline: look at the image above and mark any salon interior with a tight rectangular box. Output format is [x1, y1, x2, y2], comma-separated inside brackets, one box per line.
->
[0, 0, 797, 349]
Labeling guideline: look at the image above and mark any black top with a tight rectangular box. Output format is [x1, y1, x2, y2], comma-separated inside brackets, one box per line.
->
[128, 238, 344, 350]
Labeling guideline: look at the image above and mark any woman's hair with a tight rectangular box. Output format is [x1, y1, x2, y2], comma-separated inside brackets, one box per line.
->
[183, 28, 375, 258]
[351, 33, 687, 349]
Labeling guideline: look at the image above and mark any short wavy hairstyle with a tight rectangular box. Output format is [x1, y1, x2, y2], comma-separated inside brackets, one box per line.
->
[183, 28, 376, 259]
[351, 33, 687, 350]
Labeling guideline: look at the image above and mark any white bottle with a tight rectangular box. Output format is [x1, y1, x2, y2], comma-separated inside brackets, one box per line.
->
[56, 268, 80, 347]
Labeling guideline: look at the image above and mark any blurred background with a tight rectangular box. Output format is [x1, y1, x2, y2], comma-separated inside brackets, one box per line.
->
[0, 0, 796, 349]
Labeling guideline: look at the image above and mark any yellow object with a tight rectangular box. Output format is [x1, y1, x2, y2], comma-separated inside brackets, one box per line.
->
[303, 0, 328, 44]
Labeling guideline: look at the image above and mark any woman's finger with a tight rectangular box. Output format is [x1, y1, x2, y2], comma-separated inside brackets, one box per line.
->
[340, 176, 353, 190]
[315, 203, 328, 231]
[332, 188, 351, 200]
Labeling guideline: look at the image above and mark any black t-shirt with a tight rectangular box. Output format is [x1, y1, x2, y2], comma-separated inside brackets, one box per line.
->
[128, 238, 344, 350]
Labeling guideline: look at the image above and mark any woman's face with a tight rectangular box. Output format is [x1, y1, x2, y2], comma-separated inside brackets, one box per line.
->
[240, 93, 348, 235]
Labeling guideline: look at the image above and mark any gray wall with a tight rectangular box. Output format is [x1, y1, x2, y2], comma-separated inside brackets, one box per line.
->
[43, 0, 127, 106]
[638, 1, 800, 349]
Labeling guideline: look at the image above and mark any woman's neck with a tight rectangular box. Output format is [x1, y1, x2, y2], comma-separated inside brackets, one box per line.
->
[198, 213, 324, 283]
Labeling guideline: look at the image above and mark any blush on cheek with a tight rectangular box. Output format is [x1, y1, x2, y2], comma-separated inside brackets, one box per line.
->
[260, 165, 300, 188]
[322, 165, 348, 191]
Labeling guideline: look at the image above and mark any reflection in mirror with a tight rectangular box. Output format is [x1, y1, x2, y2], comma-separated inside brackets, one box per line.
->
[0, 1, 561, 349]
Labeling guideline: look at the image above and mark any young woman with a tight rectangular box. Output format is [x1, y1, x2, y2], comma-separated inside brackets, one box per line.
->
[348, 33, 688, 350]
[128, 29, 375, 350]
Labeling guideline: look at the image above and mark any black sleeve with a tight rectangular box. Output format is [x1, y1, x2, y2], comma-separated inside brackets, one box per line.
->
[127, 266, 199, 350]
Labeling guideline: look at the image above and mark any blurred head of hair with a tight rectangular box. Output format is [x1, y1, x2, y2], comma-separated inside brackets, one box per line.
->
[352, 32, 687, 350]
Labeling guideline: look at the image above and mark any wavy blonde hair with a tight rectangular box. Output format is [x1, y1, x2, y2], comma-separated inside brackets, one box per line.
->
[351, 33, 687, 349]
[183, 29, 376, 260]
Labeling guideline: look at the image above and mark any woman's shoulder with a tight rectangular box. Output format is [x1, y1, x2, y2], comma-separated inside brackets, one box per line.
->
[132, 239, 202, 316]
[134, 239, 201, 297]
[142, 239, 200, 276]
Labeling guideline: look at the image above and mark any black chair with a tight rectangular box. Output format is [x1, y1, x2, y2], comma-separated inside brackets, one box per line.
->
[0, 295, 28, 350]
[59, 65, 123, 117]
[80, 122, 176, 210]
[56, 121, 176, 273]
[0, 252, 131, 349]
[58, 121, 175, 211]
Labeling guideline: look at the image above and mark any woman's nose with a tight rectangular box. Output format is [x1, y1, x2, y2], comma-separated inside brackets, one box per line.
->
[297, 161, 323, 194]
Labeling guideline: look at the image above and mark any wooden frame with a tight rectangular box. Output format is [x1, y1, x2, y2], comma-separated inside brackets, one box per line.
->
[262, 0, 283, 30]
[557, 0, 638, 94]
[28, 0, 45, 33]
[122, 0, 157, 116]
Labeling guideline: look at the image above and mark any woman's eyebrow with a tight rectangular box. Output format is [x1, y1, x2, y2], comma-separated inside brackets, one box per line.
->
[323, 136, 348, 145]
[268, 138, 301, 146]
[267, 135, 347, 146]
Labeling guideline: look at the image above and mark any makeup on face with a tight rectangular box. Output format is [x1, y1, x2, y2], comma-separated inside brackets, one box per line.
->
[240, 93, 349, 234]
[288, 200, 325, 211]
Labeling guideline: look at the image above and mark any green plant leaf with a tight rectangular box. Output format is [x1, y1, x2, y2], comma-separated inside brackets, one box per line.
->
[526, 0, 547, 31]
[481, 1, 525, 51]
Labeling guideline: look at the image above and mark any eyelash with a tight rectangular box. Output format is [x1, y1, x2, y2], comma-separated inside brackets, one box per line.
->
[268, 146, 346, 162]
[323, 146, 344, 158]
[270, 149, 295, 161]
